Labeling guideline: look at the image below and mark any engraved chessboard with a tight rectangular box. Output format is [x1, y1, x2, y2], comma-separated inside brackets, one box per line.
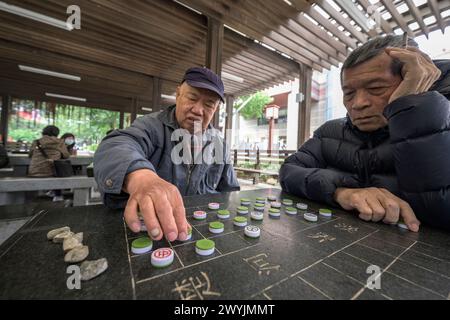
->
[1, 188, 449, 300]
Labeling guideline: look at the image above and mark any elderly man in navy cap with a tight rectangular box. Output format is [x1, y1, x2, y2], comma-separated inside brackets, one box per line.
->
[94, 67, 240, 242]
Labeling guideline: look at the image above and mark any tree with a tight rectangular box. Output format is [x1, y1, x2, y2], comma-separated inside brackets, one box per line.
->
[7, 99, 120, 150]
[234, 92, 273, 120]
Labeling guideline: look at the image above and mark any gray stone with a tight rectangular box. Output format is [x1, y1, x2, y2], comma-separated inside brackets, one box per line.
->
[46, 226, 70, 240]
[63, 236, 82, 253]
[80, 258, 108, 281]
[64, 245, 89, 263]
[52, 231, 74, 243]
[73, 232, 83, 243]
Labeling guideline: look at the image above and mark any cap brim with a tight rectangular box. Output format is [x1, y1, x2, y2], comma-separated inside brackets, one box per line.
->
[185, 80, 225, 102]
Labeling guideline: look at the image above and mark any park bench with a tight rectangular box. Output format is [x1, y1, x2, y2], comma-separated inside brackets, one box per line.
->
[0, 176, 97, 207]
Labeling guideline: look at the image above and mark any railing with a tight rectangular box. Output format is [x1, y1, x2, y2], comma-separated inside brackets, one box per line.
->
[232, 149, 297, 184]
[232, 149, 296, 168]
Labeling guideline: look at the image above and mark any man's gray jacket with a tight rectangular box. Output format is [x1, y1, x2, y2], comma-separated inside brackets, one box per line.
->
[94, 105, 240, 209]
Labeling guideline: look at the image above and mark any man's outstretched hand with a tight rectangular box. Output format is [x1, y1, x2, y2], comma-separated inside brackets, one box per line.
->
[334, 187, 420, 232]
[123, 169, 190, 242]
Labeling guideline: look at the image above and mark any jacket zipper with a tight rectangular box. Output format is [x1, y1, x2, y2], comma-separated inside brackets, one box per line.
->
[186, 164, 194, 194]
[364, 140, 373, 186]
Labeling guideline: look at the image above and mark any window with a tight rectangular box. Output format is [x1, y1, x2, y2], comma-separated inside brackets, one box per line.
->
[8, 99, 120, 153]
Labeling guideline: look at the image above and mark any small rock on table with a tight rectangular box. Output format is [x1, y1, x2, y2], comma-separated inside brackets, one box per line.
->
[80, 258, 108, 281]
[47, 226, 70, 240]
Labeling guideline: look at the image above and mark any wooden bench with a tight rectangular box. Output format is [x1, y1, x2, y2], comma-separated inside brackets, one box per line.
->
[0, 168, 14, 178]
[0, 176, 97, 207]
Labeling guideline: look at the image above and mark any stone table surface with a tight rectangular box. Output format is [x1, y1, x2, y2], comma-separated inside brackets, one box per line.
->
[1, 188, 449, 300]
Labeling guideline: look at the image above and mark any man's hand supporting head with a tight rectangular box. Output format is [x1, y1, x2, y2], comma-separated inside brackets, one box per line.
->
[385, 47, 441, 104]
[123, 169, 189, 242]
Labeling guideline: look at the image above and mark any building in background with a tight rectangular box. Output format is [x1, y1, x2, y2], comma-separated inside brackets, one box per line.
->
[232, 28, 449, 152]
[232, 66, 345, 151]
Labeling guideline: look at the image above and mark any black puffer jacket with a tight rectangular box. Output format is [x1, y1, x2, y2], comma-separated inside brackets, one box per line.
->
[280, 60, 450, 230]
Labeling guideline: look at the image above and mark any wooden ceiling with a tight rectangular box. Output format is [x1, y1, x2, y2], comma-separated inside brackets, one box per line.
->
[0, 0, 448, 113]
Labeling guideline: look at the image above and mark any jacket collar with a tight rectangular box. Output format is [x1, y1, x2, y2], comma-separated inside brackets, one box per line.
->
[158, 105, 179, 130]
[345, 115, 390, 145]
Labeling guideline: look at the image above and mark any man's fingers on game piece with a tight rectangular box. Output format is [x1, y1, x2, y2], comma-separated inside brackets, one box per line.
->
[355, 199, 373, 221]
[382, 188, 420, 231]
[366, 197, 385, 222]
[380, 198, 400, 224]
[358, 212, 372, 222]
[167, 186, 188, 240]
[139, 196, 163, 240]
[152, 192, 178, 242]
[399, 201, 420, 232]
[124, 197, 141, 233]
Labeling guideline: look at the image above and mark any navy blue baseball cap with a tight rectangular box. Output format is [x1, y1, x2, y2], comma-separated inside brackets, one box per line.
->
[182, 67, 225, 102]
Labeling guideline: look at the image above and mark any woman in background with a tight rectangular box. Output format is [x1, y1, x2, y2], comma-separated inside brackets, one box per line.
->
[29, 125, 70, 201]
[61, 133, 77, 156]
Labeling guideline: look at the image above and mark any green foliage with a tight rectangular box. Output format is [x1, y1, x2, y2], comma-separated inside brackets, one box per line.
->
[260, 163, 281, 172]
[234, 92, 273, 120]
[86, 144, 99, 152]
[8, 100, 119, 151]
[8, 128, 40, 143]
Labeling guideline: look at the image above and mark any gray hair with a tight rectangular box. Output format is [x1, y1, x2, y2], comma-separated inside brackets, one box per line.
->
[341, 34, 419, 78]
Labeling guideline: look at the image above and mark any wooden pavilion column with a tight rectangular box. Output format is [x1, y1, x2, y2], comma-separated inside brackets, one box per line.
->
[119, 111, 124, 129]
[224, 94, 234, 143]
[1, 95, 12, 146]
[297, 63, 312, 147]
[205, 17, 224, 129]
[130, 97, 138, 123]
[152, 77, 161, 113]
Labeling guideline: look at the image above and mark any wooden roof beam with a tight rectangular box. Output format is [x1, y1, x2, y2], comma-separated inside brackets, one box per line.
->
[177, 0, 326, 70]
[379, 0, 414, 37]
[428, 0, 446, 33]
[0, 77, 135, 111]
[404, 0, 430, 38]
[224, 29, 299, 71]
[333, 0, 378, 37]
[294, 11, 348, 55]
[356, 0, 393, 34]
[314, 0, 368, 43]
[245, 0, 343, 66]
[302, 5, 358, 49]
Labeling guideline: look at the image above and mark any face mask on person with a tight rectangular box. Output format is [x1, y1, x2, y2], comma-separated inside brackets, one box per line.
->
[65, 139, 74, 145]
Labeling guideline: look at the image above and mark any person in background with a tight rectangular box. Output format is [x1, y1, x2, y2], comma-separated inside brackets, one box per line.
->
[61, 133, 77, 156]
[94, 66, 239, 242]
[29, 125, 70, 201]
[280, 34, 450, 231]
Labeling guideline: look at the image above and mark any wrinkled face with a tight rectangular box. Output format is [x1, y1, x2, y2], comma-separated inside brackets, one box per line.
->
[175, 82, 220, 133]
[342, 53, 402, 132]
